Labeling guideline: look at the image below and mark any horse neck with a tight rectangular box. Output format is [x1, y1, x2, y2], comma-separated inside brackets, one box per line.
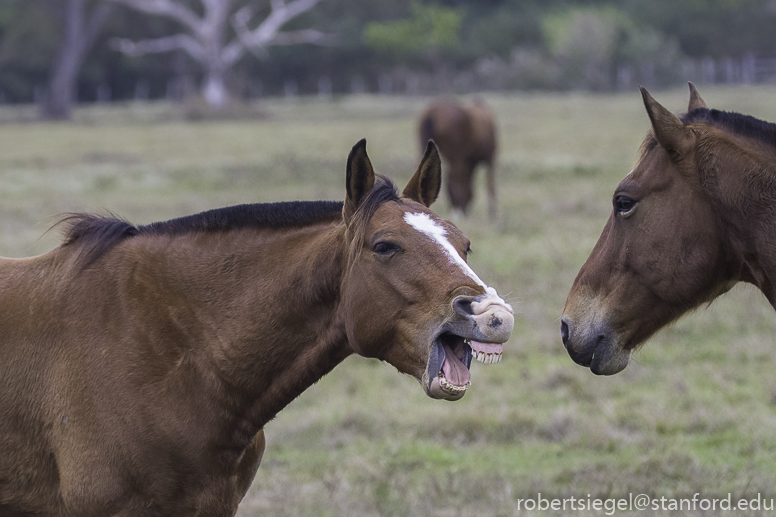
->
[700, 140, 776, 306]
[126, 223, 352, 433]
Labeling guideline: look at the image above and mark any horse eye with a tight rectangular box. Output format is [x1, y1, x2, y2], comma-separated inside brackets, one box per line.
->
[614, 196, 636, 215]
[465, 244, 472, 256]
[373, 242, 400, 255]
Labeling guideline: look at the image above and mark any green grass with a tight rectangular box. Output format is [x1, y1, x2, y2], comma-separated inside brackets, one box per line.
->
[2, 87, 776, 516]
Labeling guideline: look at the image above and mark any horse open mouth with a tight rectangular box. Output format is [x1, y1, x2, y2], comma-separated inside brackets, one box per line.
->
[425, 333, 504, 400]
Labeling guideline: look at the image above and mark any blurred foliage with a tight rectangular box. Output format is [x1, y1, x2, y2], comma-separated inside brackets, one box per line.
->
[542, 6, 682, 89]
[0, 0, 775, 102]
[363, 4, 462, 63]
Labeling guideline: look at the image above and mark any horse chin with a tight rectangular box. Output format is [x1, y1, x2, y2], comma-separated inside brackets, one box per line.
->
[426, 375, 469, 401]
[590, 342, 631, 375]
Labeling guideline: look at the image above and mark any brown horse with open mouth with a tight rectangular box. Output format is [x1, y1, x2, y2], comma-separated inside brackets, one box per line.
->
[562, 83, 776, 375]
[0, 140, 513, 516]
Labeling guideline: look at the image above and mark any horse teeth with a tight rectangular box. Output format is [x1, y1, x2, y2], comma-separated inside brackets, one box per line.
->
[439, 375, 470, 392]
[472, 350, 504, 364]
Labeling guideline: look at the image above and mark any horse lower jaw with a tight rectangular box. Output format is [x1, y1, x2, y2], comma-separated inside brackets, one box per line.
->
[590, 345, 631, 375]
[426, 374, 470, 401]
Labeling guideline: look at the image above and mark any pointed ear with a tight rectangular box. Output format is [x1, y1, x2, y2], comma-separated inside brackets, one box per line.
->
[641, 86, 692, 160]
[687, 82, 707, 111]
[343, 139, 375, 225]
[402, 140, 442, 207]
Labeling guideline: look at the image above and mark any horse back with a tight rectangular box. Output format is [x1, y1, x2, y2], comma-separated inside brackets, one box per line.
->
[419, 101, 473, 160]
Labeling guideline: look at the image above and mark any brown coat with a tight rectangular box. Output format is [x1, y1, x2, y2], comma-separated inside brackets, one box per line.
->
[0, 140, 513, 516]
[562, 83, 776, 375]
[419, 98, 497, 219]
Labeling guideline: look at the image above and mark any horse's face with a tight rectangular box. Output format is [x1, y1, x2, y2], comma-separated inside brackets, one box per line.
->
[341, 140, 514, 400]
[562, 85, 727, 375]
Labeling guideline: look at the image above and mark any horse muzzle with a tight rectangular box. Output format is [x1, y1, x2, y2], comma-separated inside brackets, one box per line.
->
[423, 292, 514, 400]
[560, 315, 630, 375]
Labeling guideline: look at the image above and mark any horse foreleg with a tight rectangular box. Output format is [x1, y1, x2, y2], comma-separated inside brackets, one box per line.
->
[194, 429, 266, 517]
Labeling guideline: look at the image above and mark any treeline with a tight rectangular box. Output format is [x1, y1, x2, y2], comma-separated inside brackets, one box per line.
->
[1, 0, 775, 109]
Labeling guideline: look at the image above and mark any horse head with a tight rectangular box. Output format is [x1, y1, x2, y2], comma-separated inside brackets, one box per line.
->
[340, 139, 513, 399]
[561, 84, 738, 374]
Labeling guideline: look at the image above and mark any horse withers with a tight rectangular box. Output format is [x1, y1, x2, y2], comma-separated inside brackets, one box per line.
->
[418, 98, 497, 219]
[562, 83, 776, 375]
[0, 139, 513, 516]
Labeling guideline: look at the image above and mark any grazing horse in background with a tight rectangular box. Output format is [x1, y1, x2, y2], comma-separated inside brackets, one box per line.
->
[0, 140, 513, 516]
[418, 98, 497, 219]
[562, 82, 776, 375]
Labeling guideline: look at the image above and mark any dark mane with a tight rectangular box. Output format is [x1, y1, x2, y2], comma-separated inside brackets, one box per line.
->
[340, 175, 401, 268]
[352, 175, 400, 226]
[141, 201, 343, 235]
[60, 200, 343, 267]
[59, 177, 401, 269]
[683, 108, 776, 149]
[641, 107, 776, 158]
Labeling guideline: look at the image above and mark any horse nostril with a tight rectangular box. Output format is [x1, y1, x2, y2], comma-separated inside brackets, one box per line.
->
[560, 320, 569, 347]
[452, 296, 475, 316]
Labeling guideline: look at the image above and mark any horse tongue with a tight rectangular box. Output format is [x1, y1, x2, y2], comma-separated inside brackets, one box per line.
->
[441, 342, 471, 387]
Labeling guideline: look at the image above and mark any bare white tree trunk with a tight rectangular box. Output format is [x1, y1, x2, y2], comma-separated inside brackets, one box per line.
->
[43, 0, 112, 120]
[109, 0, 333, 108]
[203, 68, 228, 108]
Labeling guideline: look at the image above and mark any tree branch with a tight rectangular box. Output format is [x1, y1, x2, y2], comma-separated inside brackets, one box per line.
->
[231, 0, 329, 50]
[268, 29, 337, 46]
[221, 39, 247, 66]
[111, 34, 205, 62]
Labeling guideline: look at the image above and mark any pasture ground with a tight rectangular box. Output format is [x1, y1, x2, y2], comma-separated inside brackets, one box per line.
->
[1, 87, 776, 516]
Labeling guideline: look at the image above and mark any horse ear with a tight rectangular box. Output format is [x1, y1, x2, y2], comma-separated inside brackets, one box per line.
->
[687, 82, 708, 111]
[641, 86, 692, 160]
[402, 140, 442, 207]
[343, 139, 375, 225]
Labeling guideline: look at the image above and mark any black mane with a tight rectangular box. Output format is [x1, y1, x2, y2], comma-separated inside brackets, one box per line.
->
[683, 107, 776, 149]
[60, 176, 402, 268]
[141, 201, 343, 235]
[61, 200, 343, 267]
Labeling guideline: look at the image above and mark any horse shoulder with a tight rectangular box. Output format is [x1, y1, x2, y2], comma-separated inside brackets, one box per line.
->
[0, 250, 128, 514]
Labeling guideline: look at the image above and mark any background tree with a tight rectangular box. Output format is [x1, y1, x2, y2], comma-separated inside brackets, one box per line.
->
[363, 4, 461, 66]
[3, 0, 776, 104]
[42, 0, 112, 119]
[109, 0, 332, 108]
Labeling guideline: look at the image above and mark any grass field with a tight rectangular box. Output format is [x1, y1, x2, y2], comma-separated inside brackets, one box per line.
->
[2, 87, 776, 516]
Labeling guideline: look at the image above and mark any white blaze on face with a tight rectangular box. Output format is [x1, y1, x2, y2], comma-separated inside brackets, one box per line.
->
[403, 212, 503, 301]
